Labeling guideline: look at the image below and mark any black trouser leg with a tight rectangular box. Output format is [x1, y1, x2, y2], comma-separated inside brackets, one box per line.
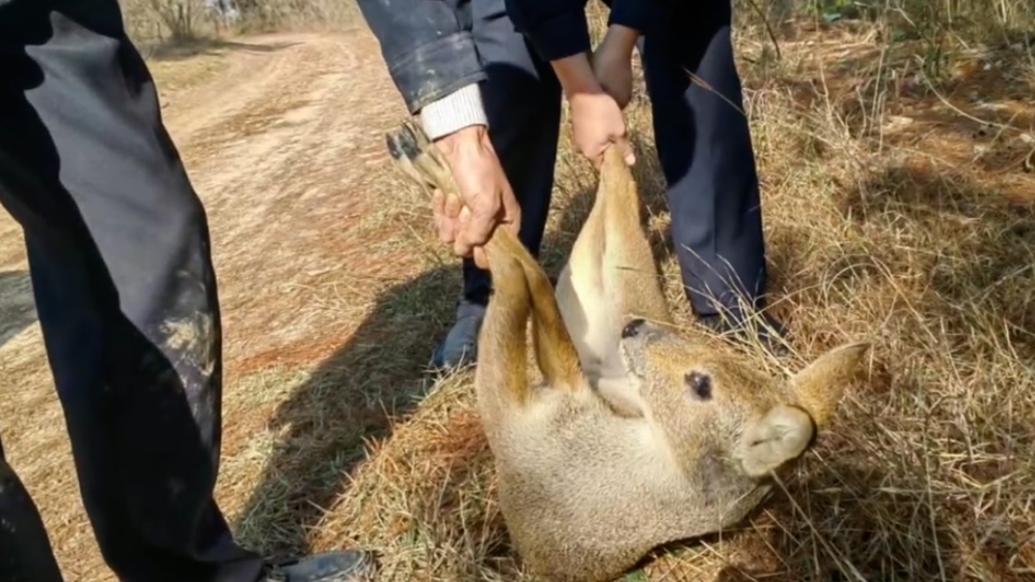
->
[0, 4, 262, 581]
[463, 0, 562, 306]
[642, 0, 767, 318]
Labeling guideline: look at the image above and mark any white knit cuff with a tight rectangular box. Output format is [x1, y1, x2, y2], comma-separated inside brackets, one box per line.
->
[419, 84, 488, 140]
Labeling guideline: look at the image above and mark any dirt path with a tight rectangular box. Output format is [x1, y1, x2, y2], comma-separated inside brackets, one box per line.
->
[0, 30, 424, 580]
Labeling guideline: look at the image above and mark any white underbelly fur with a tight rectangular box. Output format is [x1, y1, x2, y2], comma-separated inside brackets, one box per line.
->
[556, 262, 625, 383]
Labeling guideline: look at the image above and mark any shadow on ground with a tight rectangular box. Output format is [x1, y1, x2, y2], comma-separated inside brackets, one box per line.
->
[0, 271, 35, 350]
[233, 264, 459, 556]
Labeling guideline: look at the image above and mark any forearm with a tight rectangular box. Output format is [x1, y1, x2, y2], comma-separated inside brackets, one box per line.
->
[548, 25, 638, 99]
[504, 0, 591, 61]
[357, 0, 485, 113]
[600, 24, 639, 59]
[609, 0, 665, 37]
[589, 24, 639, 109]
[552, 53, 601, 96]
[419, 84, 488, 139]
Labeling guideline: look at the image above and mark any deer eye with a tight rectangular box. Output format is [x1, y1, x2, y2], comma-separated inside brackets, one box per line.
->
[685, 371, 712, 401]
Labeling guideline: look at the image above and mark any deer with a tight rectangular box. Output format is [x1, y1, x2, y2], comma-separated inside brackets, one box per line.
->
[387, 122, 870, 582]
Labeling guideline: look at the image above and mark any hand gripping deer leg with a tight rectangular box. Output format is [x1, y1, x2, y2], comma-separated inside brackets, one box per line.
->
[385, 122, 584, 398]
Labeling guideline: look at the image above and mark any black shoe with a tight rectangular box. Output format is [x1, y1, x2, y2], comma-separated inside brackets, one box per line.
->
[431, 300, 487, 370]
[697, 311, 789, 356]
[261, 550, 376, 582]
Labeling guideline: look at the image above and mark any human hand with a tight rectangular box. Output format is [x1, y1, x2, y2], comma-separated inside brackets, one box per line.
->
[552, 53, 636, 168]
[568, 91, 635, 167]
[433, 125, 521, 268]
[591, 24, 639, 109]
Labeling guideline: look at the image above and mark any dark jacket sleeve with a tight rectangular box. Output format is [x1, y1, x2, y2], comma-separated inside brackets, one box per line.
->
[504, 0, 591, 61]
[608, 0, 664, 36]
[357, 0, 486, 113]
[505, 0, 668, 61]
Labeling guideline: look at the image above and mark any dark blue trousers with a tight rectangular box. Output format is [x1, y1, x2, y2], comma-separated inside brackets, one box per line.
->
[0, 3, 261, 581]
[465, 0, 767, 318]
[463, 0, 563, 306]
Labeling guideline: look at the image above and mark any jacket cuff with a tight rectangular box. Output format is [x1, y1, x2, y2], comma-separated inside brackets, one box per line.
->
[387, 32, 487, 113]
[525, 8, 591, 61]
[419, 84, 488, 140]
[608, 0, 663, 36]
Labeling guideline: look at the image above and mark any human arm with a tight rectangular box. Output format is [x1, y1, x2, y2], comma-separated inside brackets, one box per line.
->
[592, 0, 667, 107]
[356, 0, 485, 112]
[357, 0, 519, 265]
[551, 52, 636, 167]
[504, 0, 639, 166]
[591, 23, 639, 109]
[504, 0, 663, 74]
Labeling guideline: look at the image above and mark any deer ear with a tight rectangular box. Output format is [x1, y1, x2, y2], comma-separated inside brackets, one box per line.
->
[738, 405, 814, 477]
[791, 342, 871, 428]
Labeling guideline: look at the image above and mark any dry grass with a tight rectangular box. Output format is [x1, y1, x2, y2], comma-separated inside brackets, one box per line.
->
[286, 18, 1035, 582]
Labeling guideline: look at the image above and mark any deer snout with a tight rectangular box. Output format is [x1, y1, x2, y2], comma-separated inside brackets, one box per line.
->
[619, 319, 669, 378]
[621, 318, 668, 342]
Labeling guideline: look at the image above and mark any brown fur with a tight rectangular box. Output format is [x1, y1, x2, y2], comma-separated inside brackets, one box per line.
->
[387, 123, 870, 582]
[555, 147, 671, 384]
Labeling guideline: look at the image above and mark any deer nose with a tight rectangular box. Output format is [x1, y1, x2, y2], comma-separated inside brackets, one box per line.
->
[622, 318, 647, 339]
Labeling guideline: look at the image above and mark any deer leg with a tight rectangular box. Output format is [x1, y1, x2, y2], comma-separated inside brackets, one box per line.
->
[554, 164, 607, 379]
[490, 232, 583, 392]
[476, 243, 532, 413]
[598, 147, 672, 326]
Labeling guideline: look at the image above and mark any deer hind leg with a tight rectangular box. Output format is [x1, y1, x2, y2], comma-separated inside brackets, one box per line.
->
[557, 147, 672, 383]
[475, 229, 585, 423]
[597, 148, 672, 327]
[555, 168, 609, 380]
[475, 245, 532, 419]
[488, 229, 584, 394]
